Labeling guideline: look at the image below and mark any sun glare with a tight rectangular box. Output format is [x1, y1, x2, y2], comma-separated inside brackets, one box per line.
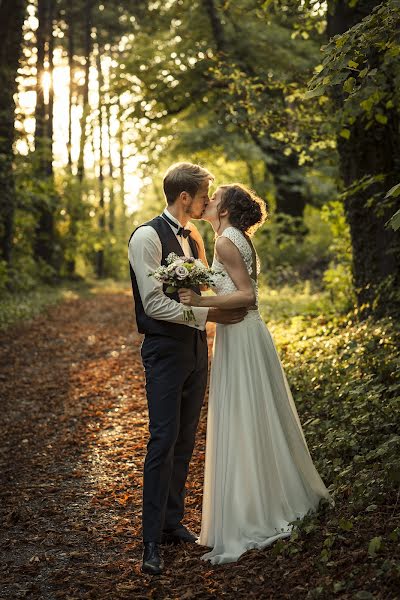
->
[16, 44, 143, 212]
[41, 71, 51, 103]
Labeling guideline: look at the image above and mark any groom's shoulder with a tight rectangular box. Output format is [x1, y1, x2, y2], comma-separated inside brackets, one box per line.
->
[128, 216, 163, 246]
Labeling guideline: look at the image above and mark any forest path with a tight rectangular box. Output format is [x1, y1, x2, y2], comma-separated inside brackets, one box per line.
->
[1, 292, 322, 599]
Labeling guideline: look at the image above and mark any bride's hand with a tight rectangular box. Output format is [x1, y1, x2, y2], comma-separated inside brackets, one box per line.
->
[178, 288, 201, 306]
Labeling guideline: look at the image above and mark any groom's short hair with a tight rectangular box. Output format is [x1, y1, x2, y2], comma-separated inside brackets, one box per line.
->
[163, 162, 214, 204]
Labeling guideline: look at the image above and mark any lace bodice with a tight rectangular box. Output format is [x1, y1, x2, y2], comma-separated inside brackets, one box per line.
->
[211, 227, 261, 309]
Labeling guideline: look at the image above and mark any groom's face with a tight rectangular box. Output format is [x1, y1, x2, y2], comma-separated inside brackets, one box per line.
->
[186, 180, 210, 219]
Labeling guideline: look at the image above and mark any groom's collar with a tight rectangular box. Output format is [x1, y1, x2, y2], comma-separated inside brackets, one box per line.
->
[163, 208, 185, 230]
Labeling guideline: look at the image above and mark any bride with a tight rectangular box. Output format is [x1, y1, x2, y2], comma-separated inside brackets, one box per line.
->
[178, 183, 333, 565]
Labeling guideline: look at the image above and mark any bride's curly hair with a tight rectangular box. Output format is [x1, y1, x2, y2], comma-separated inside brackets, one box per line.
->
[217, 183, 268, 236]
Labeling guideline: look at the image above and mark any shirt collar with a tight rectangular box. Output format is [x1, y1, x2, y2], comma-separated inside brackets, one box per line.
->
[163, 207, 185, 230]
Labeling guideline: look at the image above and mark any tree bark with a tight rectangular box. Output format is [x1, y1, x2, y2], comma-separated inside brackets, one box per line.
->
[67, 7, 74, 172]
[33, 0, 56, 270]
[46, 0, 54, 178]
[96, 51, 105, 278]
[34, 0, 46, 154]
[117, 100, 126, 225]
[328, 0, 400, 317]
[104, 69, 115, 233]
[67, 0, 91, 276]
[0, 0, 26, 269]
[203, 0, 226, 52]
[77, 0, 92, 184]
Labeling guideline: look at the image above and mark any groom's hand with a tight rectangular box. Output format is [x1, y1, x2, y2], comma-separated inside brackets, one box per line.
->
[207, 307, 247, 325]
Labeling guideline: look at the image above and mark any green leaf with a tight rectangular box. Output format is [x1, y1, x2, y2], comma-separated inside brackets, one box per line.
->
[385, 183, 400, 198]
[304, 86, 326, 99]
[339, 518, 353, 531]
[375, 113, 388, 125]
[347, 60, 359, 69]
[343, 77, 356, 93]
[386, 209, 400, 231]
[340, 129, 351, 140]
[368, 536, 382, 556]
[262, 0, 274, 9]
[333, 582, 345, 593]
[165, 285, 177, 293]
[335, 36, 346, 49]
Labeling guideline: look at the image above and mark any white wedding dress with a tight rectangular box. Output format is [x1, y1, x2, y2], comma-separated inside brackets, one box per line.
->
[198, 227, 333, 565]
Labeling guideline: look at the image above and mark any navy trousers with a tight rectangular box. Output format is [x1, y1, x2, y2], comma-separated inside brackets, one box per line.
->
[140, 331, 208, 542]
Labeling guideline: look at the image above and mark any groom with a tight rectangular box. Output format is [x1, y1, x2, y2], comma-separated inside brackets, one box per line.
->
[128, 162, 246, 574]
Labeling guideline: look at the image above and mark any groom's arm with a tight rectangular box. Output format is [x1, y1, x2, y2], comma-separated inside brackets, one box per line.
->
[129, 226, 209, 330]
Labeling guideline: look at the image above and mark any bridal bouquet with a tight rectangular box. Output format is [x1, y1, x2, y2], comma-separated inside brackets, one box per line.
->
[149, 252, 220, 322]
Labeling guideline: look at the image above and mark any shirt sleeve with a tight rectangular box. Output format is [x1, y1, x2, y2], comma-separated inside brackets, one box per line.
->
[128, 226, 209, 330]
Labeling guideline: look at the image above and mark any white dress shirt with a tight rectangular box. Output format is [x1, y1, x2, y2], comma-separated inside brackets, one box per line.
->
[128, 208, 209, 330]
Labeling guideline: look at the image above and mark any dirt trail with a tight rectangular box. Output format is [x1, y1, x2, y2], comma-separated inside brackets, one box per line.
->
[0, 292, 333, 599]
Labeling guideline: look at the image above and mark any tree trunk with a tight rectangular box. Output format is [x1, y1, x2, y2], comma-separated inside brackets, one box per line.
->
[203, 0, 226, 52]
[67, 7, 74, 172]
[68, 0, 91, 276]
[117, 100, 126, 224]
[96, 51, 105, 279]
[34, 0, 46, 155]
[33, 0, 55, 270]
[328, 0, 400, 317]
[0, 0, 25, 270]
[77, 0, 92, 184]
[46, 0, 54, 178]
[105, 73, 115, 233]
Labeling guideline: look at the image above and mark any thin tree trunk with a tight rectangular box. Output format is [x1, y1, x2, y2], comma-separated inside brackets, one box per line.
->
[104, 67, 115, 233]
[34, 0, 46, 154]
[203, 0, 226, 52]
[77, 0, 92, 184]
[68, 0, 91, 276]
[96, 50, 105, 278]
[67, 8, 74, 172]
[117, 101, 125, 222]
[0, 0, 26, 270]
[46, 0, 54, 178]
[34, 0, 55, 269]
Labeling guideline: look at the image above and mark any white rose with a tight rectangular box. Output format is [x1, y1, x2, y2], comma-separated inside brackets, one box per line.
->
[175, 266, 189, 280]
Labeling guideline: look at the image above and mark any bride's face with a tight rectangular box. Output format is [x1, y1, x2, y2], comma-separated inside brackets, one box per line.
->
[202, 188, 224, 222]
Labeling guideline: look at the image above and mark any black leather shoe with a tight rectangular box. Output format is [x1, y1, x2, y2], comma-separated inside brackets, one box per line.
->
[161, 525, 198, 545]
[141, 542, 164, 575]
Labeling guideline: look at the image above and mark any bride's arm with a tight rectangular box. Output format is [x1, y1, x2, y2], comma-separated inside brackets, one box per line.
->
[178, 236, 256, 309]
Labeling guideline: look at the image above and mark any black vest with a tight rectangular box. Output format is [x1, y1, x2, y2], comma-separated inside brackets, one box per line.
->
[129, 215, 203, 341]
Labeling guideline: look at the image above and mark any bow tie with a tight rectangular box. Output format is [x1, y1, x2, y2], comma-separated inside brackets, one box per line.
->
[177, 226, 191, 238]
[162, 213, 191, 238]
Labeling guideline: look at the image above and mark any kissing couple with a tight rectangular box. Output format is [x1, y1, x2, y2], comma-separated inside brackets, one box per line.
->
[128, 162, 333, 574]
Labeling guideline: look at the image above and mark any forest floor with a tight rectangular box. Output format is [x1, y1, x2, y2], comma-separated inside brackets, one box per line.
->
[0, 291, 398, 600]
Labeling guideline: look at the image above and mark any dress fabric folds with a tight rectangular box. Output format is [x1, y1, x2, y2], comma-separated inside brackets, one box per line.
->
[198, 227, 332, 565]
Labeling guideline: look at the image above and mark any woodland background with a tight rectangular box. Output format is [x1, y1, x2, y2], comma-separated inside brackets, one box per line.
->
[0, 1, 399, 598]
